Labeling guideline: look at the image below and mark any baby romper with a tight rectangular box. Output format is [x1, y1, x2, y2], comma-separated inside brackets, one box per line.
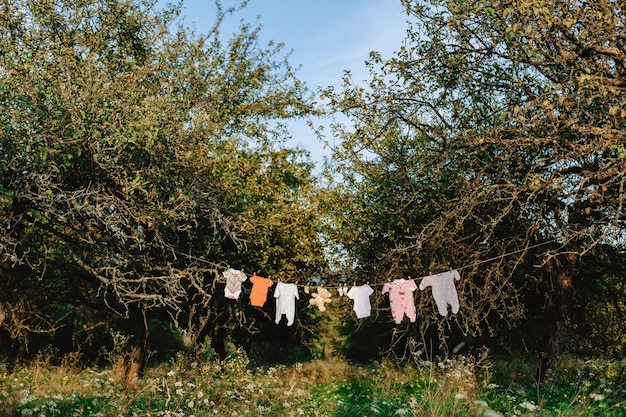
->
[419, 270, 461, 316]
[223, 268, 247, 300]
[382, 279, 417, 324]
[274, 282, 299, 326]
[346, 284, 375, 319]
[249, 273, 274, 307]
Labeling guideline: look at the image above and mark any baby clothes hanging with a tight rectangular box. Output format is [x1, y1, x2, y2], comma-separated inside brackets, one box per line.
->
[419, 270, 461, 316]
[309, 286, 332, 311]
[249, 273, 274, 307]
[274, 282, 299, 326]
[223, 268, 247, 300]
[382, 278, 418, 324]
[347, 284, 374, 319]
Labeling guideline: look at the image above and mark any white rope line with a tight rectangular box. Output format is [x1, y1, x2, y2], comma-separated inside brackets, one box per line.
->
[173, 238, 559, 290]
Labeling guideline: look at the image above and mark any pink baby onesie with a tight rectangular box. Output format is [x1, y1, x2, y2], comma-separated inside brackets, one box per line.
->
[382, 279, 417, 324]
[223, 268, 247, 300]
[274, 282, 299, 326]
[419, 270, 460, 316]
[347, 284, 374, 319]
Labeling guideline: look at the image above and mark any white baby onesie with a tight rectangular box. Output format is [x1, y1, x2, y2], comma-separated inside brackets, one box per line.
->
[419, 270, 461, 316]
[274, 282, 299, 326]
[347, 285, 374, 318]
[223, 268, 247, 300]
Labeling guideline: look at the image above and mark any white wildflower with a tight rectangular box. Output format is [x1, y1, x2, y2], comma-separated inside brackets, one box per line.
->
[454, 393, 467, 399]
[167, 370, 176, 377]
[174, 381, 183, 387]
[480, 410, 504, 417]
[187, 400, 195, 408]
[589, 393, 605, 401]
[519, 401, 538, 411]
[176, 389, 184, 395]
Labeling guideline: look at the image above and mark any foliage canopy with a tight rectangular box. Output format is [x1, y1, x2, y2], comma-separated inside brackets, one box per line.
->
[322, 0, 626, 361]
[0, 0, 325, 365]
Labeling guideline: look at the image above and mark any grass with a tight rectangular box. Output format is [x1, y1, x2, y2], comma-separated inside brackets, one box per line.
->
[1, 350, 625, 417]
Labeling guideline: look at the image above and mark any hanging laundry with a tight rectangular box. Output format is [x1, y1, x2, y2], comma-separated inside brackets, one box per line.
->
[274, 282, 299, 326]
[337, 284, 347, 296]
[347, 284, 374, 319]
[309, 286, 332, 312]
[223, 268, 247, 300]
[340, 284, 349, 296]
[249, 273, 273, 307]
[419, 270, 461, 316]
[382, 278, 418, 324]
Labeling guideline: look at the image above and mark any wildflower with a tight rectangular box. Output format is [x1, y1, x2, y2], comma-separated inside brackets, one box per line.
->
[167, 370, 176, 377]
[187, 400, 195, 408]
[486, 383, 498, 389]
[519, 401, 538, 411]
[176, 389, 184, 395]
[394, 409, 409, 415]
[197, 391, 204, 399]
[454, 393, 467, 400]
[589, 393, 605, 401]
[481, 411, 504, 417]
[605, 366, 617, 379]
[174, 381, 183, 387]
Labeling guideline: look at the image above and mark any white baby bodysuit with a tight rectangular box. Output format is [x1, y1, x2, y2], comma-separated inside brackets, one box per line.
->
[347, 284, 375, 318]
[223, 268, 247, 300]
[419, 270, 461, 316]
[274, 282, 299, 326]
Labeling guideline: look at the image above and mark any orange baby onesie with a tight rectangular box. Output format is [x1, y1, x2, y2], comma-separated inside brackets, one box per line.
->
[249, 274, 274, 307]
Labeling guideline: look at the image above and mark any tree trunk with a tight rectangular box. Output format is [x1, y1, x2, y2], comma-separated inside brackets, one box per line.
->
[124, 305, 149, 389]
[536, 255, 576, 386]
[536, 320, 566, 386]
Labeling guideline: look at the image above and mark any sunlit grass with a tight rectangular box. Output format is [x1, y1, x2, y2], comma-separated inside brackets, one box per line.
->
[1, 350, 624, 416]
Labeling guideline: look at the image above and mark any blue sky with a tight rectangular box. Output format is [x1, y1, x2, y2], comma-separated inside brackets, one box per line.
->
[173, 0, 410, 166]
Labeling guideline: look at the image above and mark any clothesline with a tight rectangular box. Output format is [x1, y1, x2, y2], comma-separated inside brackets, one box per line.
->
[173, 239, 561, 324]
[175, 238, 558, 290]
